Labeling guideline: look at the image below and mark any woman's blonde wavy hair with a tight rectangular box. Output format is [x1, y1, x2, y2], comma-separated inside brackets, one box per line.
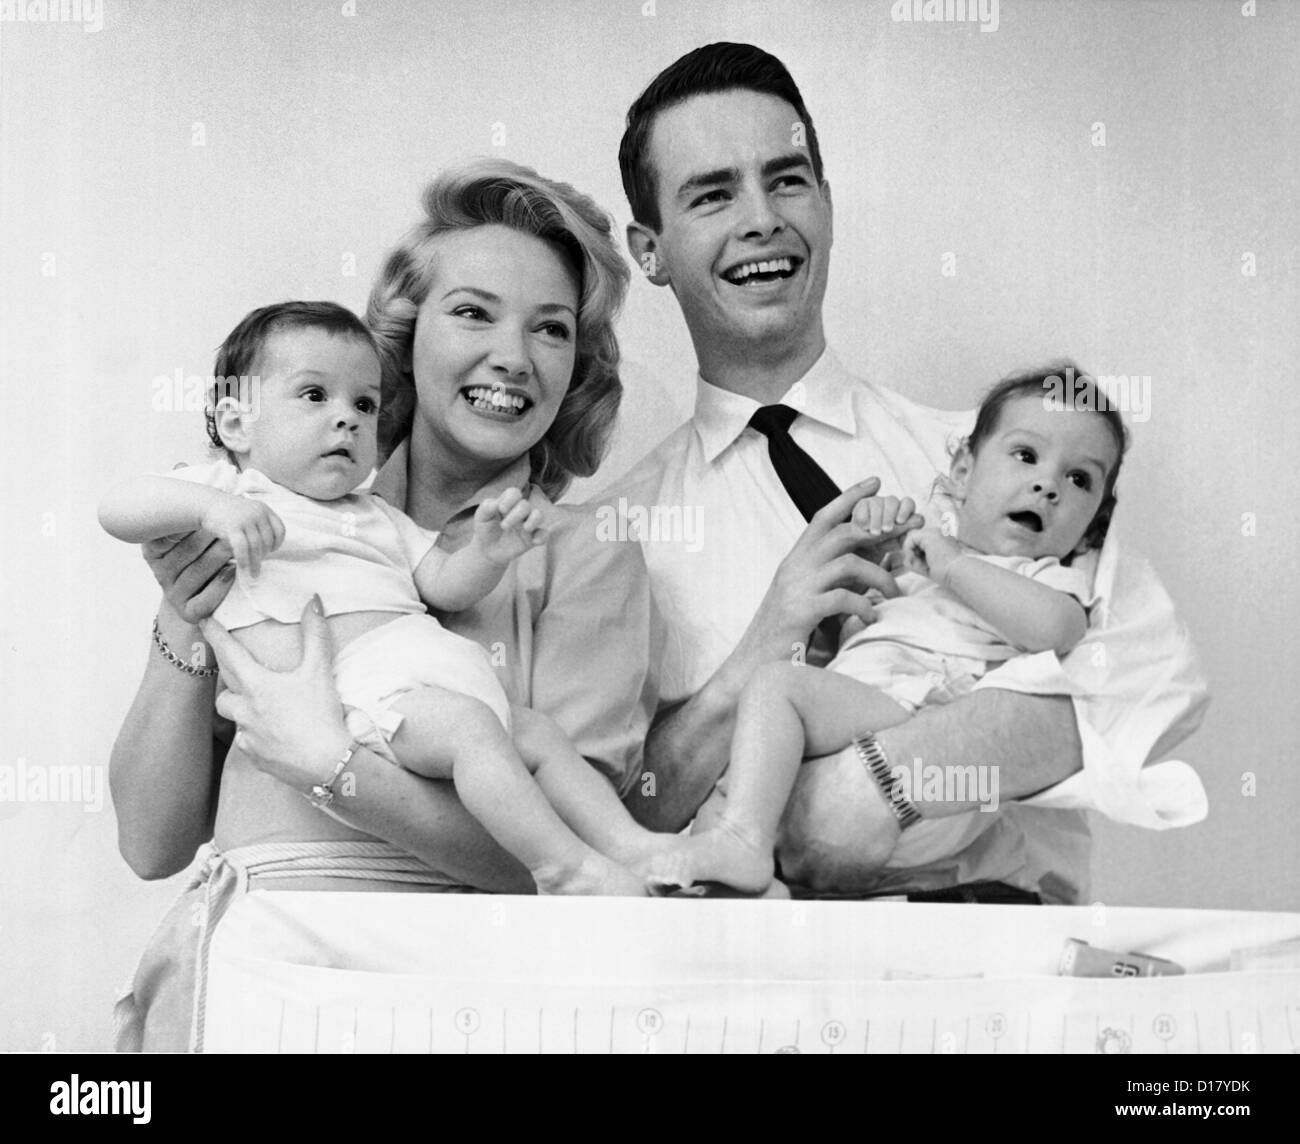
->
[366, 159, 630, 500]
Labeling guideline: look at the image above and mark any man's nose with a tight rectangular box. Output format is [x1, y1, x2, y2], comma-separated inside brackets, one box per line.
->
[735, 183, 783, 240]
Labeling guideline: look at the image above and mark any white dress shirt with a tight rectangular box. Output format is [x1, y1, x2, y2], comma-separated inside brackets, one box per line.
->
[598, 348, 1209, 902]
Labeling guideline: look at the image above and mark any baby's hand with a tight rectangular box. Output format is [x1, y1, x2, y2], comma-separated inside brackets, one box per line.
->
[902, 526, 963, 584]
[851, 494, 923, 563]
[200, 495, 285, 577]
[471, 486, 548, 567]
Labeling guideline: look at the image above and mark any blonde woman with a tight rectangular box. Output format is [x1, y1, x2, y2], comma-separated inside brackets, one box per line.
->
[112, 160, 656, 1050]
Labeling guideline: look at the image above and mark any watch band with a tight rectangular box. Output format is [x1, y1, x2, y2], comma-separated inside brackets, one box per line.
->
[853, 732, 922, 830]
[306, 739, 361, 812]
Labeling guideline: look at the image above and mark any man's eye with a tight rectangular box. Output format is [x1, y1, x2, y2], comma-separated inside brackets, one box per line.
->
[691, 189, 727, 208]
[1069, 471, 1093, 490]
[773, 175, 809, 191]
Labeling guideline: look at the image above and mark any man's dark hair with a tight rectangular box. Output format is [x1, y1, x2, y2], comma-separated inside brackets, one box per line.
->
[967, 360, 1129, 554]
[619, 42, 825, 232]
[207, 300, 378, 452]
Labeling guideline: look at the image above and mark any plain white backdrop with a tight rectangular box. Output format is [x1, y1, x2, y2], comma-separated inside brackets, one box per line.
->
[1, 0, 1297, 1050]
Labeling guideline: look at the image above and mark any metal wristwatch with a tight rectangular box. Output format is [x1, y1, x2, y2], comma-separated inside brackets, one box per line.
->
[306, 739, 361, 812]
[853, 732, 922, 830]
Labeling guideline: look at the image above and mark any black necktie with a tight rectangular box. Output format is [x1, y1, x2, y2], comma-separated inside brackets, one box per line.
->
[748, 404, 841, 521]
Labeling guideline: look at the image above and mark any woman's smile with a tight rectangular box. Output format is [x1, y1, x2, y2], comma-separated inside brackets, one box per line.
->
[461, 384, 534, 419]
[410, 224, 580, 472]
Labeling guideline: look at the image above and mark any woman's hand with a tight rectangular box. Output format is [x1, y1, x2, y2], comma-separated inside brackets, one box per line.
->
[201, 596, 352, 793]
[143, 528, 237, 625]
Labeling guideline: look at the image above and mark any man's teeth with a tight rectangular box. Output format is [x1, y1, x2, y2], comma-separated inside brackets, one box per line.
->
[724, 257, 796, 284]
[465, 387, 528, 414]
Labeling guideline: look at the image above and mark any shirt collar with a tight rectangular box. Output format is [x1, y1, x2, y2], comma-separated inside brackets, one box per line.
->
[692, 346, 860, 464]
[372, 437, 534, 524]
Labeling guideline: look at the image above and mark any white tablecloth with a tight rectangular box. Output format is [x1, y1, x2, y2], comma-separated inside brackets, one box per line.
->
[203, 895, 1300, 1053]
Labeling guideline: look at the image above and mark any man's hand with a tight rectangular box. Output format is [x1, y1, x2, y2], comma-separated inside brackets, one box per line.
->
[470, 486, 548, 567]
[729, 479, 903, 671]
[200, 495, 285, 577]
[850, 494, 923, 565]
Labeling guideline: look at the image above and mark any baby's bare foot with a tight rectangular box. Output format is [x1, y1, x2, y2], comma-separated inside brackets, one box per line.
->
[532, 850, 648, 897]
[645, 820, 775, 896]
[608, 829, 693, 874]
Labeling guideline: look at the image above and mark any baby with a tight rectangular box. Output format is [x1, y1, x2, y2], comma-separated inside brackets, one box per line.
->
[649, 364, 1128, 895]
[100, 300, 679, 896]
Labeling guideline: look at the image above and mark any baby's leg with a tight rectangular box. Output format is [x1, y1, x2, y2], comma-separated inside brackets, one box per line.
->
[649, 662, 912, 894]
[388, 688, 646, 896]
[511, 707, 684, 873]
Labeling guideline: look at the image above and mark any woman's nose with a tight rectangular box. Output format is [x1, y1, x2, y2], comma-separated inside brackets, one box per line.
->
[488, 326, 530, 378]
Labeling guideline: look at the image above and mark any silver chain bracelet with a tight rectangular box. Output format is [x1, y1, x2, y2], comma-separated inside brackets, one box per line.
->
[151, 617, 219, 678]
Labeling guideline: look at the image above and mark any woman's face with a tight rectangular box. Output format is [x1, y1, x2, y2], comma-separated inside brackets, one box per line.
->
[409, 224, 580, 476]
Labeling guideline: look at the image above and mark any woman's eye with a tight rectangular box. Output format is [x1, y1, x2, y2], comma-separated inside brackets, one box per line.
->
[538, 322, 572, 341]
[452, 305, 488, 321]
[1069, 471, 1093, 490]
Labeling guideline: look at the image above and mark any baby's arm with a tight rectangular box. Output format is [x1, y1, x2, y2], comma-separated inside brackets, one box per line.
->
[905, 529, 1087, 655]
[99, 475, 283, 575]
[415, 487, 547, 613]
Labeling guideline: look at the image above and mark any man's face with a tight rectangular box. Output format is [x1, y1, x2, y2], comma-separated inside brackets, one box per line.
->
[638, 89, 833, 371]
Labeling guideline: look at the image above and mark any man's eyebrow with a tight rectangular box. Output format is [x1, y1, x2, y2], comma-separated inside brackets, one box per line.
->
[675, 153, 817, 203]
[675, 167, 740, 202]
[440, 286, 574, 317]
[761, 153, 816, 179]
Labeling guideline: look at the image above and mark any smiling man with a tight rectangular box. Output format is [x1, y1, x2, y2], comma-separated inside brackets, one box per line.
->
[604, 42, 1208, 902]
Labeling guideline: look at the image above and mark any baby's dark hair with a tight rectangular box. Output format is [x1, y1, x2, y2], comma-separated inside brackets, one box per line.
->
[206, 301, 379, 453]
[966, 360, 1129, 553]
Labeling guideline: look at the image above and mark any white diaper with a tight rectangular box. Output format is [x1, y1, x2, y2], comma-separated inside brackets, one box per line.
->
[332, 614, 512, 762]
[829, 638, 984, 714]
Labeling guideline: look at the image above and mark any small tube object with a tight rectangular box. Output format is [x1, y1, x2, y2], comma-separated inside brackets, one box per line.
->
[1059, 937, 1185, 978]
